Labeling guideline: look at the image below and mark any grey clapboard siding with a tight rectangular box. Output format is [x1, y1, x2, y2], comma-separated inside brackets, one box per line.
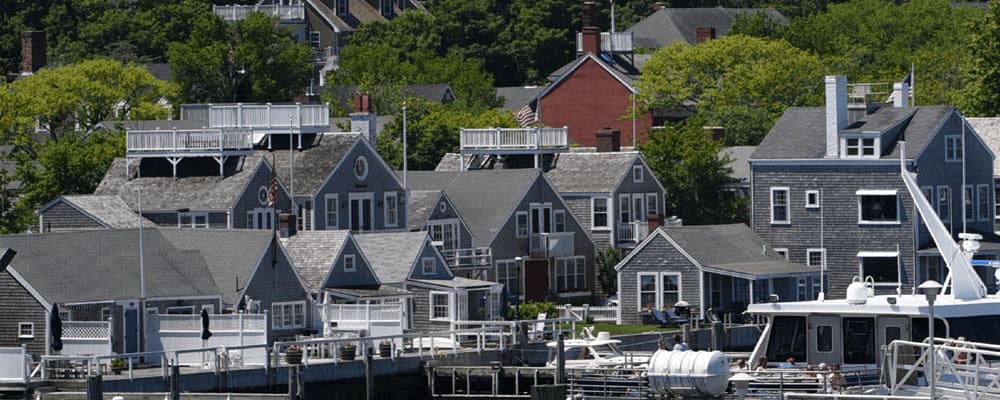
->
[313, 140, 406, 231]
[406, 286, 451, 333]
[39, 202, 104, 230]
[616, 234, 701, 325]
[243, 244, 312, 343]
[0, 272, 48, 356]
[232, 161, 293, 229]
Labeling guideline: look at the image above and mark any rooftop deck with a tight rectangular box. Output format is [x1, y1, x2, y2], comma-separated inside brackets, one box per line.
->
[212, 4, 305, 21]
[576, 31, 634, 54]
[126, 129, 254, 157]
[459, 127, 568, 155]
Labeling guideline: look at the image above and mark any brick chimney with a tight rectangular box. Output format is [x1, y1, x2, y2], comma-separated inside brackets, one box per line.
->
[596, 127, 621, 152]
[646, 212, 660, 234]
[279, 213, 297, 238]
[350, 92, 378, 143]
[21, 31, 46, 74]
[696, 27, 716, 44]
[580, 2, 601, 55]
[653, 2, 666, 11]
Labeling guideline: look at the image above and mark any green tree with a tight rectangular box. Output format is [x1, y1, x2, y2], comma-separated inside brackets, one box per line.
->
[596, 247, 621, 296]
[637, 35, 826, 146]
[8, 59, 172, 142]
[639, 117, 745, 225]
[10, 129, 125, 232]
[375, 98, 517, 171]
[965, 0, 1000, 116]
[168, 12, 313, 104]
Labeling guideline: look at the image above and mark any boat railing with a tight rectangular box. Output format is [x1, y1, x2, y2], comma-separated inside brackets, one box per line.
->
[885, 338, 1000, 399]
[736, 367, 882, 398]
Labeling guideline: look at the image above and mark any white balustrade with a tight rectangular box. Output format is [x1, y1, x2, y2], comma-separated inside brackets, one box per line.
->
[460, 127, 568, 151]
[213, 4, 304, 21]
[0, 346, 27, 382]
[575, 31, 635, 53]
[204, 103, 330, 129]
[529, 232, 575, 258]
[126, 129, 253, 153]
[617, 222, 650, 243]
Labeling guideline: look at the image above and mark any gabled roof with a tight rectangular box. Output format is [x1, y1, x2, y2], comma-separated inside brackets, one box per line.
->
[158, 228, 276, 305]
[966, 118, 1000, 175]
[401, 169, 540, 247]
[545, 151, 640, 193]
[0, 229, 219, 304]
[750, 106, 955, 161]
[544, 53, 639, 94]
[38, 195, 151, 229]
[406, 190, 444, 230]
[257, 133, 359, 198]
[626, 7, 787, 48]
[353, 231, 442, 283]
[95, 155, 266, 211]
[616, 224, 814, 278]
[496, 86, 545, 111]
[280, 230, 353, 292]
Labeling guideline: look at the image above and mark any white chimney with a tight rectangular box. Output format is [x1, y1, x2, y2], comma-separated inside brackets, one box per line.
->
[892, 82, 909, 108]
[825, 75, 847, 158]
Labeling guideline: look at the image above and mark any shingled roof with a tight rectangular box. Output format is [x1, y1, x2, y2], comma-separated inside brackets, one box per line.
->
[627, 7, 787, 48]
[750, 106, 955, 161]
[402, 169, 540, 247]
[158, 228, 276, 305]
[545, 151, 640, 193]
[257, 133, 359, 198]
[280, 230, 352, 293]
[353, 231, 438, 284]
[95, 155, 267, 211]
[406, 190, 444, 230]
[0, 229, 220, 304]
[39, 195, 151, 229]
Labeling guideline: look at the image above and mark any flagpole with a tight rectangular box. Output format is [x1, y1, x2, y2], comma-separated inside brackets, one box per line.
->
[403, 102, 408, 190]
[910, 62, 915, 106]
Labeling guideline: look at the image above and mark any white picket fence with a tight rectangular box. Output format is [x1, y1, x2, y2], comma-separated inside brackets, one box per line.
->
[62, 321, 112, 357]
[145, 313, 267, 366]
[558, 304, 619, 322]
[0, 346, 29, 382]
[320, 303, 404, 338]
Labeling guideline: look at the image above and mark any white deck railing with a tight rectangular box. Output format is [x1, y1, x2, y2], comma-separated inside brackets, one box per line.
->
[460, 127, 568, 151]
[559, 304, 618, 322]
[441, 247, 492, 269]
[213, 4, 305, 21]
[62, 321, 112, 357]
[0, 346, 28, 382]
[529, 232, 575, 258]
[145, 313, 267, 366]
[617, 221, 650, 243]
[314, 46, 338, 63]
[179, 103, 330, 131]
[126, 129, 253, 153]
[576, 31, 634, 53]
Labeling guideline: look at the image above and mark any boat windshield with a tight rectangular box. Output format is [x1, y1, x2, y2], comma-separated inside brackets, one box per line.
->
[592, 343, 624, 357]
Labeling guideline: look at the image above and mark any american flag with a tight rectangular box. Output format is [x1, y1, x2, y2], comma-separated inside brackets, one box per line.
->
[515, 104, 537, 128]
[267, 177, 277, 207]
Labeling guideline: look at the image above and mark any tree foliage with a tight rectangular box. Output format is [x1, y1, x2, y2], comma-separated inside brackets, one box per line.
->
[375, 98, 517, 171]
[637, 35, 826, 145]
[965, 0, 1000, 117]
[639, 117, 746, 225]
[596, 247, 621, 296]
[168, 12, 313, 104]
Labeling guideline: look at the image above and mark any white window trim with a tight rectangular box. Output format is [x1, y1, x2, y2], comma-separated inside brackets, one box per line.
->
[937, 186, 952, 225]
[556, 256, 586, 292]
[797, 277, 808, 301]
[978, 184, 991, 222]
[347, 192, 374, 231]
[18, 322, 33, 339]
[591, 197, 611, 230]
[421, 257, 435, 275]
[271, 301, 306, 330]
[774, 248, 789, 260]
[645, 192, 659, 217]
[429, 291, 452, 321]
[515, 211, 528, 238]
[806, 248, 826, 268]
[857, 192, 901, 225]
[336, 0, 348, 15]
[344, 254, 356, 272]
[805, 190, 820, 208]
[635, 272, 681, 311]
[324, 193, 339, 229]
[633, 165, 644, 183]
[945, 135, 963, 162]
[554, 209, 566, 233]
[965, 185, 975, 222]
[770, 187, 790, 224]
[178, 212, 209, 228]
[841, 135, 879, 158]
[384, 191, 398, 228]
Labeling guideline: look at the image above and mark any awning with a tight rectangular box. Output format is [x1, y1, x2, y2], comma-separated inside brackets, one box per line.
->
[856, 189, 898, 196]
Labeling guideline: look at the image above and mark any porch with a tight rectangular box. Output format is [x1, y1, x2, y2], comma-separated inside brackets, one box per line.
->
[212, 3, 305, 21]
[440, 247, 493, 272]
[459, 127, 569, 155]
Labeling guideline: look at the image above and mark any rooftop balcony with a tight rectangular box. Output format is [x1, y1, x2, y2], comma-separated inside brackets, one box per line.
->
[213, 4, 305, 21]
[125, 128, 254, 176]
[576, 31, 634, 54]
[180, 103, 331, 141]
[617, 221, 650, 244]
[459, 127, 568, 155]
[440, 247, 493, 270]
[529, 232, 575, 258]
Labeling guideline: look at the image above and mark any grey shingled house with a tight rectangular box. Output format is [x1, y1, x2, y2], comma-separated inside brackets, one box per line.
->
[614, 224, 816, 324]
[403, 169, 598, 304]
[404, 190, 485, 278]
[750, 76, 998, 298]
[37, 195, 152, 231]
[0, 228, 309, 354]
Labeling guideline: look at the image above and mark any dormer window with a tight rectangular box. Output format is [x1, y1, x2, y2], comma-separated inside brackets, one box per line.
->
[842, 136, 877, 158]
[336, 0, 348, 16]
[381, 0, 393, 15]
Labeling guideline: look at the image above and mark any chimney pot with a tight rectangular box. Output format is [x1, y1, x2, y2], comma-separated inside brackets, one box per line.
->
[596, 128, 621, 152]
[581, 2, 597, 28]
[353, 92, 362, 113]
[696, 27, 716, 44]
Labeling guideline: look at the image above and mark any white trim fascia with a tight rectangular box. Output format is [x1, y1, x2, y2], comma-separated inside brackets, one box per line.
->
[538, 173, 597, 247]
[748, 159, 913, 166]
[426, 235, 457, 279]
[304, 0, 342, 33]
[616, 266, 622, 325]
[913, 108, 959, 160]
[613, 228, 666, 272]
[358, 136, 407, 189]
[856, 251, 899, 258]
[856, 189, 898, 196]
[964, 118, 996, 164]
[482, 171, 538, 248]
[538, 54, 636, 101]
[305, 135, 362, 199]
[437, 192, 474, 246]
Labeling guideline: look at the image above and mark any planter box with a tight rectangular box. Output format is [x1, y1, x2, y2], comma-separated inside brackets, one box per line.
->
[379, 343, 392, 358]
[285, 351, 303, 365]
[340, 347, 356, 361]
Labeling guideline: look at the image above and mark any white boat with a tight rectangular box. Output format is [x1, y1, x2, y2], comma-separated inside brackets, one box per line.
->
[738, 157, 1000, 398]
[545, 330, 650, 369]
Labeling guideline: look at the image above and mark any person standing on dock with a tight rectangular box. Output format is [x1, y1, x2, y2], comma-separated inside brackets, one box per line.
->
[672, 334, 689, 351]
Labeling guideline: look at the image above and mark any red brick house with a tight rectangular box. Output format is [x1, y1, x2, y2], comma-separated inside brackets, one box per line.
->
[536, 2, 653, 148]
